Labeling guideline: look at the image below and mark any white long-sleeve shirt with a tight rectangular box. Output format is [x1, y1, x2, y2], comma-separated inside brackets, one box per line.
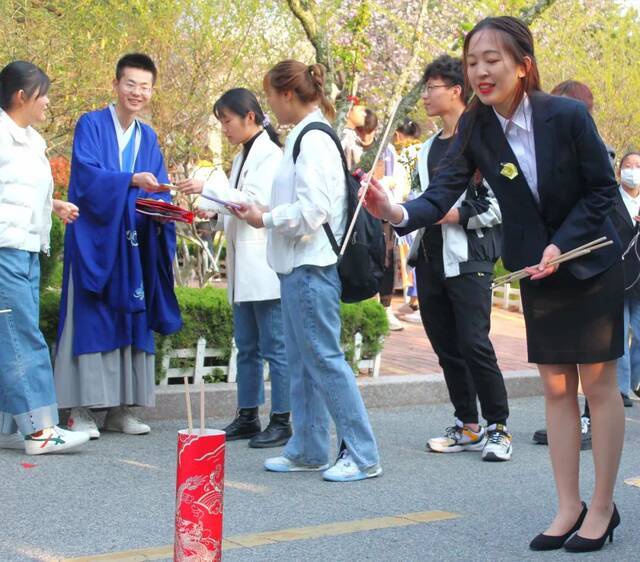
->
[493, 94, 538, 201]
[263, 109, 347, 275]
[0, 109, 53, 252]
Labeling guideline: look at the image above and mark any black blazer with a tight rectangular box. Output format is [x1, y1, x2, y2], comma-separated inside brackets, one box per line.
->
[399, 91, 621, 279]
[610, 188, 640, 294]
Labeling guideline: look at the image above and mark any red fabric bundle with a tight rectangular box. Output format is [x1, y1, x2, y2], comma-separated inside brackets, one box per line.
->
[135, 198, 194, 224]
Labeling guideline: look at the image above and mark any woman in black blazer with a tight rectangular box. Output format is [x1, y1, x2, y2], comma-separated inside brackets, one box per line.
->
[364, 16, 624, 553]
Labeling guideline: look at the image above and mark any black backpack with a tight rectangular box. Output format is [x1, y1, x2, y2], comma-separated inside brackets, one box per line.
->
[292, 122, 385, 303]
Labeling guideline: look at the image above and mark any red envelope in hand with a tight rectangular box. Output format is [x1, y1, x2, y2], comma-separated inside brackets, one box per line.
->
[135, 198, 194, 224]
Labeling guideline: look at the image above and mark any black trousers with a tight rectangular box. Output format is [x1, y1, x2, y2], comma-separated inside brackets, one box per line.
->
[416, 257, 509, 426]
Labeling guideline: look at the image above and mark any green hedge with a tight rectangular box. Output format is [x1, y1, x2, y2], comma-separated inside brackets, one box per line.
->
[494, 259, 518, 288]
[40, 216, 64, 292]
[39, 286, 389, 383]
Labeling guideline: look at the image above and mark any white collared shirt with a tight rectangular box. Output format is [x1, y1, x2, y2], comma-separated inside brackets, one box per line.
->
[263, 108, 347, 275]
[108, 104, 141, 170]
[619, 186, 640, 223]
[493, 94, 538, 202]
[0, 109, 53, 252]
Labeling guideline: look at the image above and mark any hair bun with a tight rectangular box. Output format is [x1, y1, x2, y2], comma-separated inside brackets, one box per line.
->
[307, 63, 326, 92]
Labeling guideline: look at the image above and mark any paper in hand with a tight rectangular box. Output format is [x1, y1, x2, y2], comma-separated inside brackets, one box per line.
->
[199, 192, 242, 210]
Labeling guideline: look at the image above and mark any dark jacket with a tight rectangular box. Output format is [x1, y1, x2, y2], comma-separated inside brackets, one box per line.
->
[610, 188, 640, 296]
[398, 91, 621, 280]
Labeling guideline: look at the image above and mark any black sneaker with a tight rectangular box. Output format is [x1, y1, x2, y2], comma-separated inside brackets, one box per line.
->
[633, 384, 640, 400]
[622, 393, 633, 408]
[223, 408, 261, 440]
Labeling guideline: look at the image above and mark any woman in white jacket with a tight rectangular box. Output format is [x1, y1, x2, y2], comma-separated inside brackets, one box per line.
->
[0, 61, 88, 455]
[176, 88, 291, 448]
[230, 60, 381, 482]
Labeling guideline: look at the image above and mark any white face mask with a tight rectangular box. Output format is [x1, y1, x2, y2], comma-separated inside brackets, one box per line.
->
[621, 168, 640, 189]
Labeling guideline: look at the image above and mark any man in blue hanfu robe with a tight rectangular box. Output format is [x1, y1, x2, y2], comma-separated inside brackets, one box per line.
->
[54, 53, 182, 438]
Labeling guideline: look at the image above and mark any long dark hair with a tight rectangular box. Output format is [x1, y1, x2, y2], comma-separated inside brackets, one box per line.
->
[457, 16, 541, 150]
[213, 88, 281, 147]
[0, 60, 50, 111]
[463, 17, 541, 118]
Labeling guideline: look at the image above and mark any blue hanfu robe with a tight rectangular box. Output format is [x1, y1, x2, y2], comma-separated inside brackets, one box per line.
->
[53, 107, 181, 409]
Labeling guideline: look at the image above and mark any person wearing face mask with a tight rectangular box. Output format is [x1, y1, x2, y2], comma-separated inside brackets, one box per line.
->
[612, 152, 640, 407]
[0, 61, 88, 455]
[175, 88, 293, 448]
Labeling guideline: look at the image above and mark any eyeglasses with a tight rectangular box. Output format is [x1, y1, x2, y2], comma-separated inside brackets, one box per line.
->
[423, 84, 451, 96]
[121, 81, 152, 96]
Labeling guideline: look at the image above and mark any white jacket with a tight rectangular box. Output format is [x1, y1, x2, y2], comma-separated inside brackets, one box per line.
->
[409, 130, 501, 277]
[0, 110, 53, 253]
[262, 109, 347, 275]
[202, 130, 282, 303]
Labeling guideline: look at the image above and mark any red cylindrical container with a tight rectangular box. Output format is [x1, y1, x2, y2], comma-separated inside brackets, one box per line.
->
[174, 429, 226, 561]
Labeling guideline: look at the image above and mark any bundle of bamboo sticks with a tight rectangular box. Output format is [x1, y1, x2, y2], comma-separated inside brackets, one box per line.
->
[491, 237, 613, 290]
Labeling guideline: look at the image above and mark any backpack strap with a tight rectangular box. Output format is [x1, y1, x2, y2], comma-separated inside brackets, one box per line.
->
[292, 122, 350, 256]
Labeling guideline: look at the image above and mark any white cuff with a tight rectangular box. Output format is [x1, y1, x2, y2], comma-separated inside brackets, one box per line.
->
[390, 205, 409, 228]
[262, 212, 274, 229]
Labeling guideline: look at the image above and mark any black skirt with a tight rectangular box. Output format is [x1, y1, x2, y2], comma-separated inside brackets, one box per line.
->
[520, 261, 624, 364]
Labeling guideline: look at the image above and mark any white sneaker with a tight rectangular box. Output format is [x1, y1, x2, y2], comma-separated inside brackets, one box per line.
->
[322, 450, 383, 482]
[482, 424, 513, 462]
[403, 310, 423, 324]
[427, 420, 487, 453]
[386, 307, 404, 331]
[24, 426, 89, 455]
[67, 407, 100, 439]
[0, 431, 25, 450]
[264, 456, 330, 472]
[103, 406, 150, 435]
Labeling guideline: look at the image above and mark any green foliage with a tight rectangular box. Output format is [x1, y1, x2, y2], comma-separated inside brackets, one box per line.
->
[39, 288, 62, 348]
[340, 299, 389, 368]
[494, 259, 519, 288]
[40, 216, 65, 292]
[38, 285, 389, 383]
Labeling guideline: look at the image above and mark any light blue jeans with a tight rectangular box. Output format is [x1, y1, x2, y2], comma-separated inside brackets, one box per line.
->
[278, 264, 379, 469]
[233, 299, 290, 413]
[617, 296, 640, 396]
[0, 249, 59, 435]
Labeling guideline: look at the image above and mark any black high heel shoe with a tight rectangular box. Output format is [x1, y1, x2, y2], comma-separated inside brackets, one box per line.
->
[564, 503, 620, 552]
[529, 502, 588, 551]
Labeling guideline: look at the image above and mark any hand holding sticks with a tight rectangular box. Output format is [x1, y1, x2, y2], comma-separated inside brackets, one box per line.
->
[491, 237, 614, 289]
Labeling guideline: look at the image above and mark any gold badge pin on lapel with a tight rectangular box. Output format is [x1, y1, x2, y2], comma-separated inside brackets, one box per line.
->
[500, 162, 519, 180]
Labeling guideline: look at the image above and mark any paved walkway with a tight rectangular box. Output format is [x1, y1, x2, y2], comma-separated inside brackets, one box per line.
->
[3, 396, 638, 562]
[380, 297, 530, 376]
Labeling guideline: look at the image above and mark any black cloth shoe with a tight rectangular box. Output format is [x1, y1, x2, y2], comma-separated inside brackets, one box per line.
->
[223, 408, 261, 441]
[248, 412, 292, 448]
[633, 384, 640, 399]
[532, 428, 548, 444]
[529, 502, 587, 551]
[533, 422, 592, 451]
[621, 393, 633, 407]
[564, 504, 620, 552]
